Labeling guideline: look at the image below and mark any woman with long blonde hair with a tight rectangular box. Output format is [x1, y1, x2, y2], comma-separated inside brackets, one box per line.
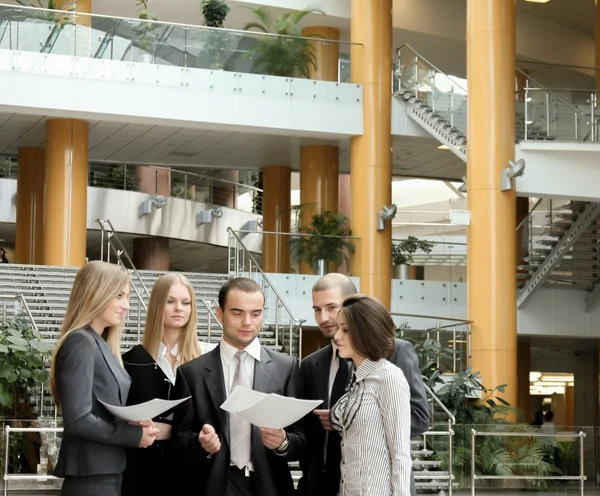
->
[51, 261, 158, 496]
[122, 273, 209, 495]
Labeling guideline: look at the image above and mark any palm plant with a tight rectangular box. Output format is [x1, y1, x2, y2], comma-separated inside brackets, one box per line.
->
[243, 6, 324, 78]
[15, 0, 77, 22]
[289, 210, 355, 274]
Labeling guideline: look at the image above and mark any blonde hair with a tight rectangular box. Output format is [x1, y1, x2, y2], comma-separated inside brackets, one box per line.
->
[50, 261, 131, 408]
[142, 273, 201, 366]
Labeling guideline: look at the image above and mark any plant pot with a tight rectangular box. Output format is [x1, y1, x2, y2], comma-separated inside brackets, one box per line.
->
[316, 259, 327, 276]
[393, 264, 410, 280]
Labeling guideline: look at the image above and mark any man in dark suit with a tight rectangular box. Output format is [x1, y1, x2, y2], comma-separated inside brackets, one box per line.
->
[172, 277, 306, 496]
[298, 273, 430, 496]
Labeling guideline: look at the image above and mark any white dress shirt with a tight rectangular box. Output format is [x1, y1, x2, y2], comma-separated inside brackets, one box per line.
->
[219, 337, 262, 472]
[327, 342, 341, 407]
[156, 341, 220, 385]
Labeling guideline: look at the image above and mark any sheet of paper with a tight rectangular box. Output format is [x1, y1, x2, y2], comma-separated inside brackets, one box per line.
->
[100, 396, 191, 422]
[221, 386, 322, 429]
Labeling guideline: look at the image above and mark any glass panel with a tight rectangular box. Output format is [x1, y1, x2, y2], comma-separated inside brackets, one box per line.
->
[0, 5, 360, 83]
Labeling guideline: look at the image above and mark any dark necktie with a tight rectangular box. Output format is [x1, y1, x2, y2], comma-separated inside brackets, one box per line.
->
[330, 350, 349, 408]
[326, 350, 349, 474]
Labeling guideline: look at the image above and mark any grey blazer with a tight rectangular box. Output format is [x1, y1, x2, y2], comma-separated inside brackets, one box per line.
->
[298, 338, 429, 496]
[172, 344, 307, 496]
[54, 328, 142, 478]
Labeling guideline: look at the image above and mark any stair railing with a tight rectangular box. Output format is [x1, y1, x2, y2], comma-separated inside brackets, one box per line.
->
[227, 228, 305, 358]
[96, 219, 148, 341]
[200, 299, 223, 344]
[423, 385, 455, 496]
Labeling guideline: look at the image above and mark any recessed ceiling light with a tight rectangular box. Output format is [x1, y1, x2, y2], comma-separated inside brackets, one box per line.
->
[438, 144, 449, 150]
[525, 0, 550, 3]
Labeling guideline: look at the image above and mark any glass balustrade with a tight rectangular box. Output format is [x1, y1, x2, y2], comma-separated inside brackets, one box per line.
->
[0, 4, 358, 82]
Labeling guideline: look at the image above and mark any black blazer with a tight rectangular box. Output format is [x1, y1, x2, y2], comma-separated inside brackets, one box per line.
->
[121, 344, 179, 495]
[298, 338, 430, 496]
[54, 329, 142, 478]
[172, 344, 307, 496]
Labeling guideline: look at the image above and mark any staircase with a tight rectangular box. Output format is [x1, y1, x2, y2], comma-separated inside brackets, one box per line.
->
[394, 45, 582, 167]
[517, 200, 600, 307]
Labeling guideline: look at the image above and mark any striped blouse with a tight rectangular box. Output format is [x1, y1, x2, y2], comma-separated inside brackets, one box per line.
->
[331, 358, 412, 496]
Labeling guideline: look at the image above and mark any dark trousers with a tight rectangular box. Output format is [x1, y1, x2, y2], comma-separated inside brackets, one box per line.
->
[227, 466, 257, 496]
[61, 474, 122, 496]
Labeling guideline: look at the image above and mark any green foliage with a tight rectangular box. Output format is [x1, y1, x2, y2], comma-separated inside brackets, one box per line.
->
[171, 172, 194, 200]
[290, 209, 355, 273]
[252, 172, 263, 215]
[91, 164, 136, 191]
[15, 0, 77, 22]
[392, 235, 434, 265]
[0, 316, 52, 417]
[136, 0, 157, 20]
[243, 6, 324, 78]
[201, 0, 230, 27]
[0, 158, 15, 178]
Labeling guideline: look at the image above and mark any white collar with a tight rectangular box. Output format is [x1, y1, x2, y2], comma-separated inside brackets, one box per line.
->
[220, 337, 262, 366]
[158, 341, 179, 359]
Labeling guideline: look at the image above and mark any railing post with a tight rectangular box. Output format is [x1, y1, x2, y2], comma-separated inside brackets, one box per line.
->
[580, 431, 585, 496]
[448, 419, 454, 496]
[471, 429, 476, 496]
[545, 92, 550, 137]
[524, 85, 529, 140]
[414, 55, 418, 98]
[591, 92, 596, 142]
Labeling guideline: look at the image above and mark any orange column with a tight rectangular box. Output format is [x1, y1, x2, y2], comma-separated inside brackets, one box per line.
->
[596, 1, 600, 89]
[299, 145, 339, 274]
[350, 0, 392, 307]
[43, 119, 89, 267]
[133, 237, 169, 271]
[301, 26, 340, 82]
[467, 0, 517, 406]
[262, 166, 291, 273]
[15, 148, 45, 264]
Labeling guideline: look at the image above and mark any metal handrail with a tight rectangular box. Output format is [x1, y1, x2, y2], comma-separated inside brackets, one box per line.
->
[396, 43, 467, 93]
[0, 293, 39, 335]
[392, 312, 471, 325]
[96, 219, 150, 299]
[227, 227, 305, 357]
[200, 299, 222, 344]
[0, 3, 362, 47]
[516, 198, 543, 232]
[424, 383, 455, 425]
[470, 429, 586, 496]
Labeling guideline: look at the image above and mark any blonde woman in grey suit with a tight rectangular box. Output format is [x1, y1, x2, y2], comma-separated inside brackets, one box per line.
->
[49, 261, 159, 496]
[331, 294, 412, 496]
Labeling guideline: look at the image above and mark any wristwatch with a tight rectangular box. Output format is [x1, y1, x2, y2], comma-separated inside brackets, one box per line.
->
[274, 431, 289, 455]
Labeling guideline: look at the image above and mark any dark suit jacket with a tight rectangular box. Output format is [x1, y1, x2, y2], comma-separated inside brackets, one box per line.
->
[54, 328, 142, 478]
[172, 344, 307, 496]
[298, 338, 429, 496]
[121, 344, 182, 495]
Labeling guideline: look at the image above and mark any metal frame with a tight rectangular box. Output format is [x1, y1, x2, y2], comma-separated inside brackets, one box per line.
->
[470, 429, 587, 496]
[200, 299, 223, 344]
[517, 202, 600, 308]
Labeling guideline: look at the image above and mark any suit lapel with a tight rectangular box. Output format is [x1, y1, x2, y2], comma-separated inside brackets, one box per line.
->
[89, 329, 128, 405]
[253, 346, 274, 393]
[203, 347, 230, 447]
[313, 344, 333, 405]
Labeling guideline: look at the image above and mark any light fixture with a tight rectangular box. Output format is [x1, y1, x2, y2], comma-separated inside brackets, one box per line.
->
[500, 158, 526, 191]
[377, 204, 397, 231]
[458, 176, 467, 193]
[239, 218, 263, 237]
[139, 195, 168, 217]
[525, 0, 550, 3]
[437, 144, 449, 150]
[196, 207, 224, 226]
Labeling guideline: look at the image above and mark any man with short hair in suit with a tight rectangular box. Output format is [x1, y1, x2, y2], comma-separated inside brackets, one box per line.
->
[172, 277, 306, 496]
[298, 273, 430, 496]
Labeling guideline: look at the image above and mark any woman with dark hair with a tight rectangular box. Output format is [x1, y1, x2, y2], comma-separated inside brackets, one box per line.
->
[331, 294, 411, 496]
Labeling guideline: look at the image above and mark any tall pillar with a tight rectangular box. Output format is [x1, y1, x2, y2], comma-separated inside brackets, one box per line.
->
[262, 166, 291, 273]
[350, 0, 392, 307]
[301, 26, 340, 82]
[596, 1, 600, 89]
[467, 0, 517, 405]
[299, 145, 339, 274]
[15, 148, 45, 265]
[133, 237, 169, 271]
[43, 119, 89, 267]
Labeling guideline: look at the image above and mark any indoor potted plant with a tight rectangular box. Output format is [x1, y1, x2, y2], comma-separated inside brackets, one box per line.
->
[243, 6, 324, 78]
[290, 210, 355, 275]
[198, 0, 236, 70]
[392, 236, 434, 279]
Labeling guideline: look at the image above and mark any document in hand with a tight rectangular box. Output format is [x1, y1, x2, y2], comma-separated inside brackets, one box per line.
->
[221, 386, 322, 429]
[100, 397, 191, 422]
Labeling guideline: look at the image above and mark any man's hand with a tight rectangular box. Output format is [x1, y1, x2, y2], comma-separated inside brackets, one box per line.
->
[313, 409, 333, 431]
[198, 424, 221, 454]
[260, 427, 286, 450]
[154, 422, 172, 441]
